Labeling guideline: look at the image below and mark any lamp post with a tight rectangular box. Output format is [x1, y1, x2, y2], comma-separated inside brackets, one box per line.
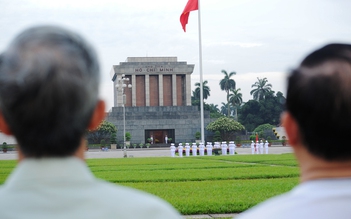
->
[116, 74, 132, 158]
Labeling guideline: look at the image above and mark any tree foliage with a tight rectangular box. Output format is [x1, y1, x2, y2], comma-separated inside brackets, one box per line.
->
[253, 123, 275, 133]
[204, 103, 222, 118]
[239, 91, 285, 131]
[250, 77, 272, 101]
[228, 88, 243, 121]
[219, 70, 236, 117]
[206, 117, 245, 141]
[87, 120, 117, 144]
[191, 93, 222, 118]
[194, 80, 211, 100]
[220, 102, 234, 117]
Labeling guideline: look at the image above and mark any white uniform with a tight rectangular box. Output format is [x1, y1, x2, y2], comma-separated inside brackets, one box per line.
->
[199, 143, 205, 156]
[256, 141, 259, 154]
[206, 142, 213, 156]
[191, 143, 197, 156]
[260, 141, 264, 154]
[170, 143, 176, 157]
[178, 143, 183, 157]
[264, 140, 269, 154]
[214, 142, 220, 149]
[185, 143, 190, 156]
[251, 141, 255, 154]
[229, 141, 235, 155]
[221, 141, 227, 155]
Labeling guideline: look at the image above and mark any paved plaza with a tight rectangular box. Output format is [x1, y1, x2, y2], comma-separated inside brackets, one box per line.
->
[0, 146, 293, 160]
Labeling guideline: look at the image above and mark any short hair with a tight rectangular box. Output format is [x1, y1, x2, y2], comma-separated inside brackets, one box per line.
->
[0, 25, 100, 157]
[286, 43, 351, 161]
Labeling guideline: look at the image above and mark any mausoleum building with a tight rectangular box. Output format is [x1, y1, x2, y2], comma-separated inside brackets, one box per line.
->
[107, 57, 213, 146]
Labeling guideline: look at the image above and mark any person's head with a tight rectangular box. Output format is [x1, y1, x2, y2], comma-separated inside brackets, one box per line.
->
[285, 43, 351, 161]
[0, 25, 105, 158]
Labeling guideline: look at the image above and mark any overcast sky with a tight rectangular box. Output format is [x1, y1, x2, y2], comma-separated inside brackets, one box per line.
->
[1, 0, 351, 110]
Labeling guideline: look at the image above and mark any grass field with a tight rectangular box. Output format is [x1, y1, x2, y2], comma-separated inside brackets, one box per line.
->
[0, 154, 299, 215]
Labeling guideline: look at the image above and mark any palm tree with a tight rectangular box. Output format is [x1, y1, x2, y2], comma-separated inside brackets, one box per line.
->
[207, 103, 219, 113]
[220, 102, 229, 116]
[219, 70, 236, 116]
[228, 88, 243, 121]
[220, 102, 234, 116]
[250, 77, 272, 101]
[194, 80, 211, 100]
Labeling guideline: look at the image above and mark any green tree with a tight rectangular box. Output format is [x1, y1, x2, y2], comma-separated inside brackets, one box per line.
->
[88, 120, 117, 144]
[110, 132, 117, 144]
[253, 123, 275, 139]
[220, 102, 233, 116]
[204, 103, 222, 118]
[228, 88, 243, 121]
[125, 132, 131, 141]
[250, 77, 272, 101]
[219, 70, 236, 117]
[213, 131, 222, 142]
[191, 90, 200, 107]
[239, 91, 285, 131]
[194, 80, 211, 100]
[253, 123, 275, 133]
[206, 103, 219, 112]
[206, 116, 245, 141]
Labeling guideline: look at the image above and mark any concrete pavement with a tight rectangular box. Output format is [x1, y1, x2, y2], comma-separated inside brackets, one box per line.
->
[0, 146, 293, 160]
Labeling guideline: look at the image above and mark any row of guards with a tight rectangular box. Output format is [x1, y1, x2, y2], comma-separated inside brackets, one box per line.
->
[170, 142, 237, 157]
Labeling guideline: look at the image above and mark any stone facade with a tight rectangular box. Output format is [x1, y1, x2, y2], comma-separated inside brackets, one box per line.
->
[106, 106, 214, 145]
[107, 57, 213, 146]
[110, 57, 193, 107]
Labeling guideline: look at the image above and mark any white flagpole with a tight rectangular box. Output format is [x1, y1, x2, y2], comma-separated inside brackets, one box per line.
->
[197, 0, 205, 144]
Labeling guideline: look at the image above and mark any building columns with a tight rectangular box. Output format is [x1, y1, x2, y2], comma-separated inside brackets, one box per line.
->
[159, 74, 163, 106]
[132, 74, 136, 106]
[172, 74, 177, 106]
[145, 74, 150, 106]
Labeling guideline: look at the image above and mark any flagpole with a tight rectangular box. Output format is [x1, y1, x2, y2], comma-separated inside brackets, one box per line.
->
[197, 0, 205, 144]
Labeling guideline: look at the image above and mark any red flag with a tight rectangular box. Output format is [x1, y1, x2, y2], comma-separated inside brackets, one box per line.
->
[180, 0, 198, 32]
[255, 133, 259, 143]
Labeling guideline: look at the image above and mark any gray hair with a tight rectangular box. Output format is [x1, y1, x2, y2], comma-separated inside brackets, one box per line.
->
[0, 25, 100, 157]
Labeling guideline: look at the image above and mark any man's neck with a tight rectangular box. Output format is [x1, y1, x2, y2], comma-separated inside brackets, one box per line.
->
[17, 138, 86, 162]
[295, 145, 351, 182]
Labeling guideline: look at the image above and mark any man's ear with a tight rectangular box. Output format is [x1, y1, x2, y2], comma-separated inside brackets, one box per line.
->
[281, 111, 300, 146]
[0, 112, 12, 135]
[88, 100, 106, 131]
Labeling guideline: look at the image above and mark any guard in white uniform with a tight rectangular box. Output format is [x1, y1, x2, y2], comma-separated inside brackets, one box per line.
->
[178, 143, 183, 157]
[185, 143, 190, 156]
[264, 140, 269, 154]
[191, 143, 197, 156]
[251, 141, 255, 154]
[256, 141, 259, 154]
[206, 142, 213, 156]
[229, 141, 235, 155]
[170, 143, 176, 157]
[260, 140, 264, 154]
[221, 141, 228, 155]
[214, 142, 220, 149]
[213, 142, 220, 155]
[199, 143, 205, 156]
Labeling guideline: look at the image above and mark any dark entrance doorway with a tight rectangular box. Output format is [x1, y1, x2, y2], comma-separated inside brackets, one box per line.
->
[145, 129, 174, 144]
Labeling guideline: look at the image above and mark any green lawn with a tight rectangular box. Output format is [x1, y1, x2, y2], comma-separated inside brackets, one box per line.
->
[0, 154, 299, 215]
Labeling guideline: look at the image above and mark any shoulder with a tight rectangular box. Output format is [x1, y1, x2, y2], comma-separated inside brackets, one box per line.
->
[236, 193, 292, 219]
[89, 180, 182, 218]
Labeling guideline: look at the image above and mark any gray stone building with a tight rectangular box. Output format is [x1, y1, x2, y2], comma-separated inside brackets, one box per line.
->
[107, 57, 213, 146]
